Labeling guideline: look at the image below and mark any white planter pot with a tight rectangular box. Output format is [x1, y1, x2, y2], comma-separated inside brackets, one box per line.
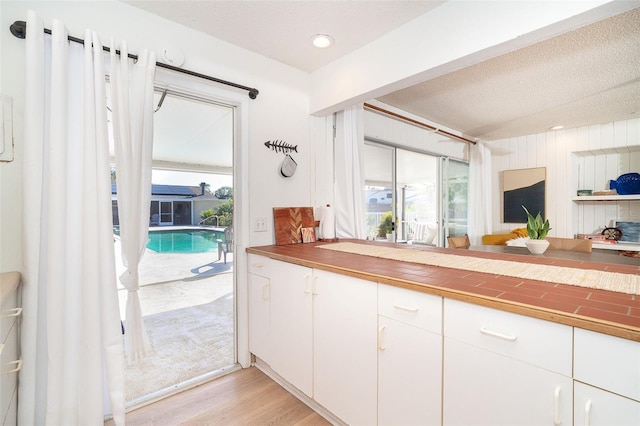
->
[525, 239, 550, 254]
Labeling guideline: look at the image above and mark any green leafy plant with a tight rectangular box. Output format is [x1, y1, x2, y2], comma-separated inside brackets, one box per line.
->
[378, 212, 393, 237]
[522, 205, 551, 239]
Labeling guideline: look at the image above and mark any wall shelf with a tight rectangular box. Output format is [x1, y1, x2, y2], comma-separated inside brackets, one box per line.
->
[572, 195, 640, 202]
[593, 242, 640, 252]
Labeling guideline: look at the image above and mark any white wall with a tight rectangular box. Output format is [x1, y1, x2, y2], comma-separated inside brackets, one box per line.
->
[489, 117, 640, 238]
[0, 0, 314, 271]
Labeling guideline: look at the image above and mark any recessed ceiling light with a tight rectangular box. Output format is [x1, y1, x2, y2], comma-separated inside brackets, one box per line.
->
[550, 125, 564, 130]
[311, 34, 334, 48]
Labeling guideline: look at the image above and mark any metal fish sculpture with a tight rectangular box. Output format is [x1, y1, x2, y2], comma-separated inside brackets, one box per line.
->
[264, 140, 298, 154]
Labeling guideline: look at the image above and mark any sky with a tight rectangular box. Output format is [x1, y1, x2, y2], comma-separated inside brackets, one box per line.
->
[152, 170, 232, 191]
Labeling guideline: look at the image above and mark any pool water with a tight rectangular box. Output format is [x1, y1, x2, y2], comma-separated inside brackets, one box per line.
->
[146, 229, 225, 253]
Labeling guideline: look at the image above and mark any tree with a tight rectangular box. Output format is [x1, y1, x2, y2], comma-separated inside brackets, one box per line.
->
[214, 199, 233, 226]
[214, 186, 233, 199]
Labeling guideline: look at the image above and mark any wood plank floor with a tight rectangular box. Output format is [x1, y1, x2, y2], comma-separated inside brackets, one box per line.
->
[105, 367, 331, 425]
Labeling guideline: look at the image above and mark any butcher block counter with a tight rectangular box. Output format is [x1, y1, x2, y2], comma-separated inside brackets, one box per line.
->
[247, 239, 640, 342]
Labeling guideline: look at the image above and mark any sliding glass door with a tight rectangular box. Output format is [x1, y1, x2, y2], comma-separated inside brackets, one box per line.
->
[363, 141, 468, 246]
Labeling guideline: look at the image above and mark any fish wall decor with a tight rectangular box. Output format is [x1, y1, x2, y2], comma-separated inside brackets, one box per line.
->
[264, 140, 298, 154]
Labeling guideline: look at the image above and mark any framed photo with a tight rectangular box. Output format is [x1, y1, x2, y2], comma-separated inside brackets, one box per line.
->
[502, 167, 546, 223]
[614, 221, 640, 243]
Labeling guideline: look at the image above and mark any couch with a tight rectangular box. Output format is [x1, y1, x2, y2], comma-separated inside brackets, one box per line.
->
[481, 227, 528, 245]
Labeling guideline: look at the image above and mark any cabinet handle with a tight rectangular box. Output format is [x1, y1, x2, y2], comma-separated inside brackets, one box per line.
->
[251, 263, 264, 268]
[1, 307, 22, 318]
[553, 386, 561, 426]
[312, 276, 319, 295]
[261, 283, 269, 300]
[304, 275, 311, 294]
[584, 399, 592, 426]
[393, 303, 418, 312]
[7, 360, 22, 374]
[378, 325, 386, 350]
[479, 327, 518, 341]
[0, 343, 3, 356]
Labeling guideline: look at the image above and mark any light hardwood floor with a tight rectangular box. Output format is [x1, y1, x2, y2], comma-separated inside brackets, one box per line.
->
[105, 367, 330, 425]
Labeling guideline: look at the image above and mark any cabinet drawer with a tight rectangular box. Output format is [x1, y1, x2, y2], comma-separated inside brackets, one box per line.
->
[378, 284, 441, 333]
[247, 254, 275, 278]
[574, 328, 640, 401]
[444, 299, 572, 376]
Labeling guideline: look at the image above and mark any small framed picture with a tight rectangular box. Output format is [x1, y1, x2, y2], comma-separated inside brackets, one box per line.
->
[301, 227, 316, 243]
[614, 221, 640, 243]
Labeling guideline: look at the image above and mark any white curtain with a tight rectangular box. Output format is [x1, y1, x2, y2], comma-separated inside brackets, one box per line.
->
[468, 140, 492, 245]
[334, 104, 366, 239]
[110, 42, 156, 362]
[20, 11, 125, 425]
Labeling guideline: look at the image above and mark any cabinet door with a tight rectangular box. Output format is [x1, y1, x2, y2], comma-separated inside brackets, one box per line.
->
[313, 269, 378, 426]
[248, 273, 270, 364]
[443, 338, 572, 426]
[574, 328, 640, 402]
[574, 381, 640, 426]
[269, 262, 313, 397]
[378, 316, 442, 426]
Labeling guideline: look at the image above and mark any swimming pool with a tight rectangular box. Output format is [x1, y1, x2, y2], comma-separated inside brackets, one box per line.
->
[146, 229, 225, 253]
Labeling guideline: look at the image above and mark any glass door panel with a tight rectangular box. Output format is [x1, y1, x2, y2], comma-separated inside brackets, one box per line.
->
[396, 150, 438, 242]
[363, 143, 395, 241]
[160, 201, 173, 225]
[442, 159, 469, 242]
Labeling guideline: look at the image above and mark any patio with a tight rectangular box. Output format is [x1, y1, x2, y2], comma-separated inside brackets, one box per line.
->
[114, 239, 235, 404]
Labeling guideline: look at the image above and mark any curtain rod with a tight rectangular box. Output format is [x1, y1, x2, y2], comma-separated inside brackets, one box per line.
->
[9, 20, 260, 99]
[363, 103, 476, 145]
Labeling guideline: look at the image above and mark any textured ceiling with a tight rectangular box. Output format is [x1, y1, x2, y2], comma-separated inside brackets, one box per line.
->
[378, 6, 640, 141]
[125, 1, 640, 142]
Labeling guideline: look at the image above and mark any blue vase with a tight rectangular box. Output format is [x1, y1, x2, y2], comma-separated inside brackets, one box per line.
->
[610, 173, 640, 195]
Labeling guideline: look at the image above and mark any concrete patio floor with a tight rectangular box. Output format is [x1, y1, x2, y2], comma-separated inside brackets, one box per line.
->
[113, 239, 236, 403]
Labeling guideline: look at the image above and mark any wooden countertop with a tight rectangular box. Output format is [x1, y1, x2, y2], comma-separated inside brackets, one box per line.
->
[247, 240, 640, 342]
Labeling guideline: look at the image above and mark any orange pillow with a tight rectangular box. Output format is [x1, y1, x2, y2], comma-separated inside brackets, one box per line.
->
[511, 228, 528, 237]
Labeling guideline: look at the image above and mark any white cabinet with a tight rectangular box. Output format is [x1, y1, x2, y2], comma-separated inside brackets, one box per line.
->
[378, 284, 442, 426]
[0, 272, 21, 426]
[443, 299, 573, 426]
[248, 252, 640, 426]
[247, 254, 313, 396]
[247, 266, 271, 364]
[574, 328, 640, 426]
[574, 382, 640, 426]
[313, 269, 378, 426]
[268, 261, 313, 397]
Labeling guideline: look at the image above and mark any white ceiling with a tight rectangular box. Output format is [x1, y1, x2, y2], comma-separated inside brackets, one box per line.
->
[126, 1, 640, 142]
[125, 0, 444, 73]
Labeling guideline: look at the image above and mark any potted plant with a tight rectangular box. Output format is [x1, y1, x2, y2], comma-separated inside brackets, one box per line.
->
[522, 205, 551, 254]
[378, 212, 394, 242]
